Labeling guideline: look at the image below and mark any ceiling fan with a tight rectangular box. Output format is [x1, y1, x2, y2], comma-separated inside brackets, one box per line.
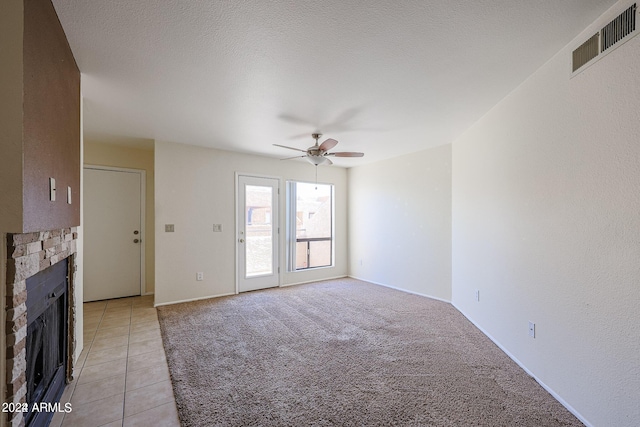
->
[274, 133, 364, 166]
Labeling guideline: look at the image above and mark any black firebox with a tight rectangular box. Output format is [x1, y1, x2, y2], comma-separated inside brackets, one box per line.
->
[25, 259, 68, 427]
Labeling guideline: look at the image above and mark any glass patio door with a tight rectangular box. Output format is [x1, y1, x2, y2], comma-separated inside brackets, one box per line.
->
[237, 175, 280, 292]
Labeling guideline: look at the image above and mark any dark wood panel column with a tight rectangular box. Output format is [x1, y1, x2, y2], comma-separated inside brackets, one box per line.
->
[22, 0, 80, 232]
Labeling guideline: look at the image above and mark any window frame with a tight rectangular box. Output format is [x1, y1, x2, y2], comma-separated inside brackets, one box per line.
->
[286, 180, 335, 272]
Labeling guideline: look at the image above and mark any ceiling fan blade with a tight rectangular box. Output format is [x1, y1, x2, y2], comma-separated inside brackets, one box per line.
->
[288, 132, 315, 140]
[273, 143, 307, 153]
[278, 114, 314, 125]
[330, 108, 361, 127]
[280, 155, 306, 161]
[319, 138, 338, 152]
[326, 151, 364, 157]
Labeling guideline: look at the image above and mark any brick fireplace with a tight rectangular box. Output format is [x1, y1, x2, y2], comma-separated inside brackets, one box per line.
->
[5, 229, 78, 427]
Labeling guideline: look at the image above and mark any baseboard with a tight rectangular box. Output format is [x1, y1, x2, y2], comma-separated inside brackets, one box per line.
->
[451, 302, 592, 427]
[348, 275, 451, 303]
[280, 275, 348, 288]
[154, 292, 236, 307]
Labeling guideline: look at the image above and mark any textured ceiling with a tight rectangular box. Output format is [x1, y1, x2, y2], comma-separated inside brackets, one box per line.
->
[52, 0, 617, 166]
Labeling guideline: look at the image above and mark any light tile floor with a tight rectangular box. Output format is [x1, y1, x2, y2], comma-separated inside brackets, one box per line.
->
[51, 295, 181, 427]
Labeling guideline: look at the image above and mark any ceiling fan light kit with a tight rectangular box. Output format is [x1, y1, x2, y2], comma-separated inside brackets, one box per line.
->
[306, 155, 329, 166]
[274, 133, 364, 166]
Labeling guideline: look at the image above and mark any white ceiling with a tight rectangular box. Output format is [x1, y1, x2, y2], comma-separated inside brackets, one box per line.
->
[52, 0, 617, 166]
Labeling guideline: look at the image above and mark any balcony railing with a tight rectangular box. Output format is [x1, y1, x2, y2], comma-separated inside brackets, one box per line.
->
[296, 237, 332, 270]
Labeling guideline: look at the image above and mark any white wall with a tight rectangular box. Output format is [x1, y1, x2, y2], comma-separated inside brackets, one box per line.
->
[348, 144, 452, 301]
[154, 141, 348, 306]
[74, 94, 84, 364]
[451, 2, 640, 426]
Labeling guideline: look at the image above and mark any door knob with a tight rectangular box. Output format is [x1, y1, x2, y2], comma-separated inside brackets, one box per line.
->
[133, 239, 140, 243]
[239, 238, 245, 243]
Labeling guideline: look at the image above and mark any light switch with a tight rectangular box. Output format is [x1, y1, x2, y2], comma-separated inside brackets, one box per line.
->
[165, 224, 175, 232]
[67, 186, 72, 204]
[49, 178, 56, 201]
[213, 224, 223, 232]
[528, 321, 536, 338]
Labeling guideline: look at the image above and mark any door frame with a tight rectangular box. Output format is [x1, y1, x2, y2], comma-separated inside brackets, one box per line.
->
[84, 165, 146, 298]
[235, 172, 282, 294]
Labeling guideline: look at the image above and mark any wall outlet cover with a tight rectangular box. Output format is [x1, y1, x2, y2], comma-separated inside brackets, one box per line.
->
[165, 224, 175, 232]
[213, 224, 223, 232]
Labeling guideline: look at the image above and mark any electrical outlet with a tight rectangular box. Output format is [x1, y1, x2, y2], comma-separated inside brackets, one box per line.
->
[165, 224, 175, 232]
[474, 290, 480, 302]
[196, 272, 204, 281]
[213, 224, 223, 232]
[528, 321, 535, 338]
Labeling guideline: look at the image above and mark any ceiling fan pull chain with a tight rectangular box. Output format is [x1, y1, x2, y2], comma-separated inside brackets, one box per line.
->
[315, 165, 318, 189]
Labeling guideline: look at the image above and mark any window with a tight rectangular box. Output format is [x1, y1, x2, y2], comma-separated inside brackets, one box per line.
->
[287, 181, 334, 270]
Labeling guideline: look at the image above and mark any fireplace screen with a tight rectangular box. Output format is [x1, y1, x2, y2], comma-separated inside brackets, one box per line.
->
[25, 260, 68, 427]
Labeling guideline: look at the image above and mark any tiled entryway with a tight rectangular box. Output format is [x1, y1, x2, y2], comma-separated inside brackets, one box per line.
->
[51, 295, 180, 427]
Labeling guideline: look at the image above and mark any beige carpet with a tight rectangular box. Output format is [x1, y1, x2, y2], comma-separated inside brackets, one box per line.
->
[157, 278, 582, 426]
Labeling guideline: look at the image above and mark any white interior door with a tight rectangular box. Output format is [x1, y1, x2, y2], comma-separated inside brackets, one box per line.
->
[84, 167, 144, 301]
[237, 175, 280, 292]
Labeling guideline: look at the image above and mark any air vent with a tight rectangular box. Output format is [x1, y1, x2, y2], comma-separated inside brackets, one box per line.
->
[572, 33, 600, 72]
[571, 3, 638, 75]
[601, 3, 637, 52]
